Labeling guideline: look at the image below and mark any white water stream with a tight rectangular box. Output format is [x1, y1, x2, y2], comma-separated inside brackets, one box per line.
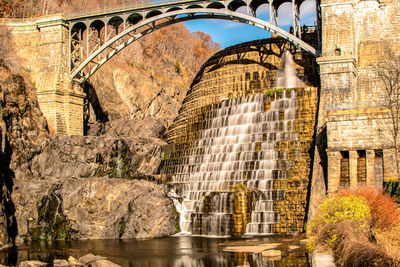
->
[166, 51, 302, 236]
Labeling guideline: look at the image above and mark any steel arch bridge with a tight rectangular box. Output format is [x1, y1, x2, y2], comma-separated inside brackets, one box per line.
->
[67, 0, 320, 83]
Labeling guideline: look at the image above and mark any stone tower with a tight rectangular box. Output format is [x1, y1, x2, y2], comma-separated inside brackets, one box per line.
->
[313, 0, 400, 199]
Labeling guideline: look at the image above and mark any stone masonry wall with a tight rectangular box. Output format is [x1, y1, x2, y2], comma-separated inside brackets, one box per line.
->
[1, 15, 84, 135]
[327, 108, 395, 192]
[308, 0, 400, 219]
[314, 0, 400, 116]
[275, 87, 318, 233]
[162, 87, 318, 235]
[318, 0, 400, 127]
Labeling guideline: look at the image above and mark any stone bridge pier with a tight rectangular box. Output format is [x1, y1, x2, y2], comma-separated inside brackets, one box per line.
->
[3, 15, 84, 135]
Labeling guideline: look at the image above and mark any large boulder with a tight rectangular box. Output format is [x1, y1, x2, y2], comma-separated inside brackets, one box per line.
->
[13, 177, 177, 241]
[24, 135, 165, 181]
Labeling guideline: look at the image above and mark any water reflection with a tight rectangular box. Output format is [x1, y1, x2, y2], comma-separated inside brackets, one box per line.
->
[0, 236, 309, 267]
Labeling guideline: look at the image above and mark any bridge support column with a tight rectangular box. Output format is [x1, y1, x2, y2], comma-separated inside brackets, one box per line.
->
[36, 88, 85, 136]
[4, 14, 84, 135]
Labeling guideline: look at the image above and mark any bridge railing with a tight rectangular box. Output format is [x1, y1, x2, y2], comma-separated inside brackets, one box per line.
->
[66, 0, 204, 19]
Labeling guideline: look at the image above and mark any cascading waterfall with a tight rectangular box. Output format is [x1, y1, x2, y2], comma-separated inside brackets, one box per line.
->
[168, 189, 192, 235]
[164, 90, 300, 236]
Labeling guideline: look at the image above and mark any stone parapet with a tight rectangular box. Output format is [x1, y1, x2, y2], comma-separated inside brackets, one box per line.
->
[317, 56, 356, 76]
[3, 15, 83, 135]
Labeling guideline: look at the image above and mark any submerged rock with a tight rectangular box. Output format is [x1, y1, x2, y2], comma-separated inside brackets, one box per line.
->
[19, 261, 47, 267]
[261, 249, 282, 259]
[78, 254, 106, 265]
[89, 260, 120, 267]
[13, 177, 177, 241]
[67, 257, 83, 266]
[53, 259, 70, 267]
[19, 254, 121, 267]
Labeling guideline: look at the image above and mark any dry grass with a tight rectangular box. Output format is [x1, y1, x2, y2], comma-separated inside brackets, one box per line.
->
[333, 223, 399, 267]
[375, 223, 400, 261]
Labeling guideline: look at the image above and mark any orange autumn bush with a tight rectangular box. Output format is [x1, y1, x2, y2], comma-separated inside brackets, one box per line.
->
[338, 188, 400, 230]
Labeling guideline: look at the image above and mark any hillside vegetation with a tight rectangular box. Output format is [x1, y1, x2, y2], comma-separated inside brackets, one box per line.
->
[0, 0, 168, 18]
[0, 0, 221, 135]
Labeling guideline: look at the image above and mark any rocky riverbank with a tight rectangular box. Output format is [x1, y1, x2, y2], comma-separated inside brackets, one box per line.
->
[13, 177, 177, 241]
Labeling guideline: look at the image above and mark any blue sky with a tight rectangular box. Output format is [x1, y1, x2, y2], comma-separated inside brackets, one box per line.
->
[184, 0, 317, 48]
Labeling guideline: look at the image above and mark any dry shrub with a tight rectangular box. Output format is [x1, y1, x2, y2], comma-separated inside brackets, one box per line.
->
[374, 223, 400, 261]
[338, 188, 400, 230]
[317, 188, 400, 266]
[333, 222, 399, 267]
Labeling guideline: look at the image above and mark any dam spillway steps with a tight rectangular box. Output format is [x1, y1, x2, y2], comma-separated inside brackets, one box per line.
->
[162, 88, 317, 236]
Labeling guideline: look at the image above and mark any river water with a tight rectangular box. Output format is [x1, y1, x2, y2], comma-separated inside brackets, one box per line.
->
[0, 236, 309, 266]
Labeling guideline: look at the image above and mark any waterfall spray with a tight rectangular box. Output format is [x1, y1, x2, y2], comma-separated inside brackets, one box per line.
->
[276, 50, 304, 88]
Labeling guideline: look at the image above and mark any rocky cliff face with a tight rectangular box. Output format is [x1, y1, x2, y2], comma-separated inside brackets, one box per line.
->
[83, 25, 219, 137]
[19, 133, 165, 180]
[0, 65, 178, 244]
[10, 130, 178, 242]
[14, 177, 177, 241]
[86, 60, 186, 134]
[0, 69, 48, 247]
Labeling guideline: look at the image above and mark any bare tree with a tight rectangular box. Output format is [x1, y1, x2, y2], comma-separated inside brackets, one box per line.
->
[377, 48, 400, 179]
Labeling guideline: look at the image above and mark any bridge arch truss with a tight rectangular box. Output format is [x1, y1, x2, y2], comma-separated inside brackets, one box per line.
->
[67, 0, 319, 83]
